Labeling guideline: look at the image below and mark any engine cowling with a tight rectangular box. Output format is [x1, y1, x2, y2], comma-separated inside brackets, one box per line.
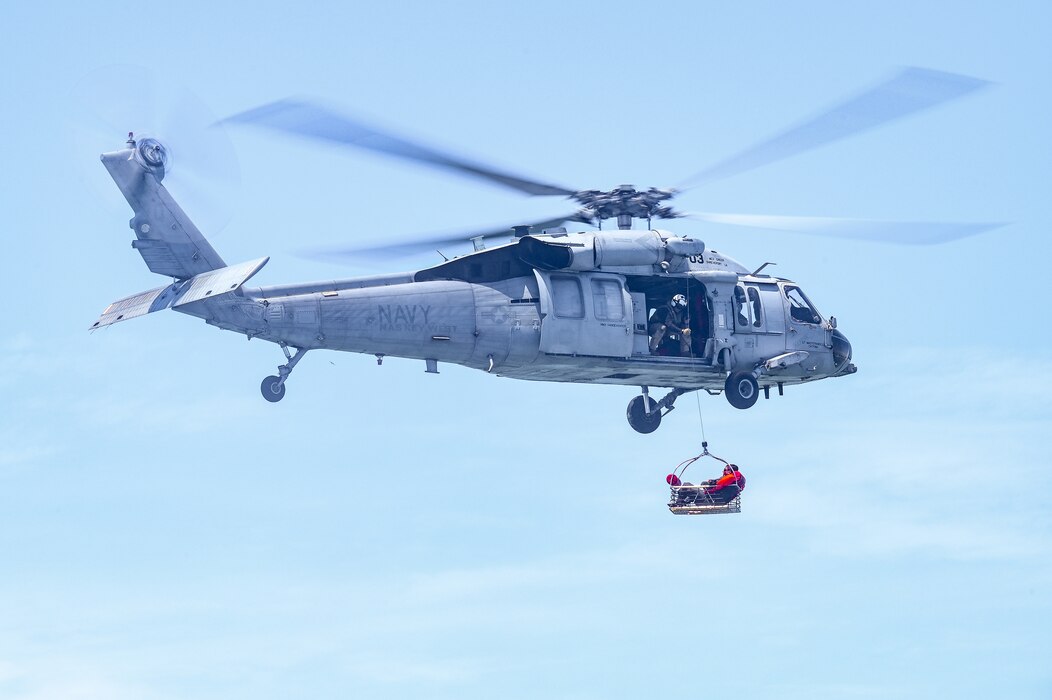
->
[516, 231, 704, 271]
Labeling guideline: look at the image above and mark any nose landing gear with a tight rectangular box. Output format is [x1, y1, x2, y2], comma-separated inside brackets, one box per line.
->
[260, 343, 308, 403]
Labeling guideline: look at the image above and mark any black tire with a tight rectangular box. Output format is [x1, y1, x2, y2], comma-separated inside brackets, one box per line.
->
[724, 372, 759, 410]
[261, 375, 286, 403]
[627, 395, 662, 434]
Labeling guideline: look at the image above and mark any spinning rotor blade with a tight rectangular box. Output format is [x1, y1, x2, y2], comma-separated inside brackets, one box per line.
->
[301, 214, 579, 261]
[221, 99, 576, 197]
[686, 212, 1005, 244]
[679, 67, 991, 189]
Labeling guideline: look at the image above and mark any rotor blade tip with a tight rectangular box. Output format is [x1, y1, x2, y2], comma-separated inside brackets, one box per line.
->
[899, 65, 995, 92]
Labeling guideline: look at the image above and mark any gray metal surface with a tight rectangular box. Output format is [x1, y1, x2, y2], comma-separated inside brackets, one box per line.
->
[91, 285, 176, 328]
[102, 144, 226, 279]
[171, 257, 269, 307]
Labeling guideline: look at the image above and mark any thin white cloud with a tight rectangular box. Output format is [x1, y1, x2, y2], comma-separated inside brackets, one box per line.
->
[748, 424, 1049, 561]
[341, 655, 485, 684]
[403, 538, 729, 605]
[848, 346, 1052, 418]
[717, 341, 1052, 563]
[68, 392, 264, 435]
[0, 658, 162, 700]
[0, 445, 58, 470]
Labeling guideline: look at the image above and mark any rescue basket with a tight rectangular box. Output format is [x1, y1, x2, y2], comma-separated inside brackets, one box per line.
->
[666, 442, 743, 516]
[668, 486, 742, 515]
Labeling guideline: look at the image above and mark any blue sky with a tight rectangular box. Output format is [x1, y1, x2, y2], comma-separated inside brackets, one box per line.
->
[2, 1, 1050, 698]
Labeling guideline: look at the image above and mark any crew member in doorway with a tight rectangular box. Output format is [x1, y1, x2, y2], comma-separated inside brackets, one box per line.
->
[649, 294, 691, 356]
[704, 464, 746, 505]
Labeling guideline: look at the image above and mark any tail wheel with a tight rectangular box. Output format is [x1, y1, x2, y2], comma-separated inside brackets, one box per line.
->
[627, 395, 662, 434]
[724, 372, 759, 410]
[261, 375, 286, 403]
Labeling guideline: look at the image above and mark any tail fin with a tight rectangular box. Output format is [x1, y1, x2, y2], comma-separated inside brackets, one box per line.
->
[101, 137, 226, 279]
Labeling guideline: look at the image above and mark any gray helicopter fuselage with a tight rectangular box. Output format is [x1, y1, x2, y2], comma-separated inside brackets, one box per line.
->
[95, 141, 854, 425]
[189, 238, 851, 393]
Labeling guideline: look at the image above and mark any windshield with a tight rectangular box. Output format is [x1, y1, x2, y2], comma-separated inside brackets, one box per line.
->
[783, 285, 822, 325]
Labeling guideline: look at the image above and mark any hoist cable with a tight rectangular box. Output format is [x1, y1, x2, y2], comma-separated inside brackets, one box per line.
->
[679, 279, 708, 445]
[694, 390, 707, 444]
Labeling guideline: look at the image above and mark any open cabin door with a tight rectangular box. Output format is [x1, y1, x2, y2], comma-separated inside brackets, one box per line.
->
[535, 271, 633, 357]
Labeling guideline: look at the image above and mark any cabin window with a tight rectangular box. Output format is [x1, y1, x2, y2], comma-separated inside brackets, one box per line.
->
[734, 285, 754, 330]
[784, 285, 822, 324]
[591, 278, 624, 321]
[551, 275, 584, 318]
[734, 286, 748, 327]
[747, 287, 764, 328]
[736, 284, 767, 330]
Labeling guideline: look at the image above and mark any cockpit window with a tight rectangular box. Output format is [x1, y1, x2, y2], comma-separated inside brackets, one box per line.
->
[784, 286, 821, 325]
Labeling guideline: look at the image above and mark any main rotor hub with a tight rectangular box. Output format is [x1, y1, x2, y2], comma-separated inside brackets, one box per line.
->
[571, 185, 681, 229]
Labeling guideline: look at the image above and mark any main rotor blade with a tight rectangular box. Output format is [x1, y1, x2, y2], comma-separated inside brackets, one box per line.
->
[679, 67, 991, 189]
[300, 214, 580, 261]
[686, 212, 1005, 244]
[221, 99, 576, 197]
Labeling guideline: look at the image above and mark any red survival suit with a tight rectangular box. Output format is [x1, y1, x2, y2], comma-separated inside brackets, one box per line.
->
[705, 467, 746, 504]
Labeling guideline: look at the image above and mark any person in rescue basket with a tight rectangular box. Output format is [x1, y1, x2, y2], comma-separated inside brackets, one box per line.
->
[666, 472, 697, 505]
[704, 464, 746, 504]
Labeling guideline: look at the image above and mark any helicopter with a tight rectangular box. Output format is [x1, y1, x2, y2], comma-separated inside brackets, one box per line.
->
[91, 67, 997, 434]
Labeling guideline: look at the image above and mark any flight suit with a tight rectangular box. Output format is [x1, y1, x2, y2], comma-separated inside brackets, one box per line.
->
[649, 303, 691, 355]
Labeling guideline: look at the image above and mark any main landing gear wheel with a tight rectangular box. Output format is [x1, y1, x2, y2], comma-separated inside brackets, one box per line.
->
[724, 372, 759, 410]
[261, 375, 286, 402]
[627, 395, 662, 434]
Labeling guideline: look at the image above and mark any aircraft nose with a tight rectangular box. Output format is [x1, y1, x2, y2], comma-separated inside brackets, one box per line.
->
[831, 329, 854, 374]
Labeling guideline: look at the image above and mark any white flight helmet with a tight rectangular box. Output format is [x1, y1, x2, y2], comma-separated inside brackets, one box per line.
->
[671, 294, 687, 308]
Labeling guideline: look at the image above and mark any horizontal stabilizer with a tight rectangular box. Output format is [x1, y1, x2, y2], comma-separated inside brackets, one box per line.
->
[171, 257, 269, 307]
[91, 285, 178, 329]
[91, 257, 269, 329]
